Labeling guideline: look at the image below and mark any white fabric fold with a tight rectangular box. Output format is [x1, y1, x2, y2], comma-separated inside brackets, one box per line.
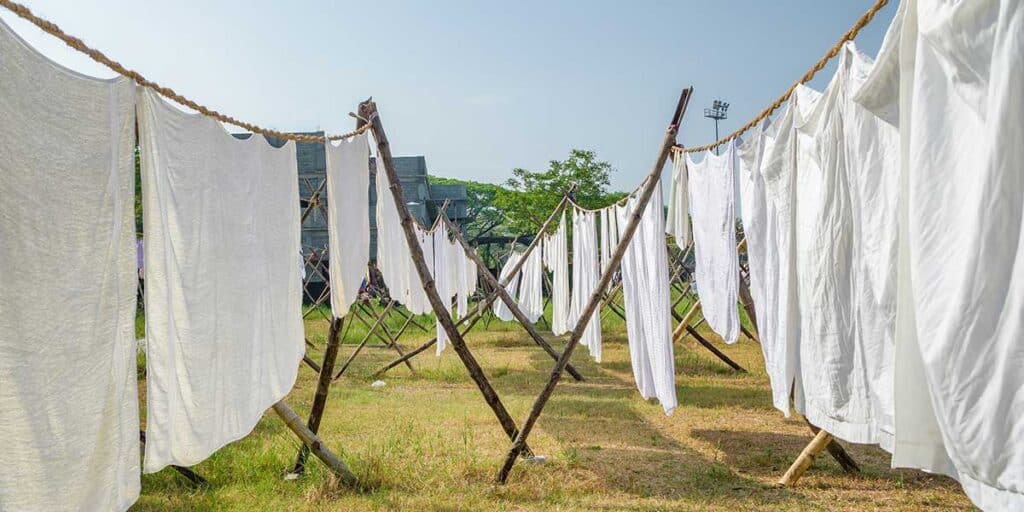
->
[0, 18, 140, 511]
[569, 208, 603, 362]
[325, 134, 370, 318]
[139, 89, 304, 473]
[494, 250, 524, 322]
[543, 213, 571, 336]
[791, 42, 899, 446]
[617, 184, 677, 414]
[374, 167, 434, 316]
[517, 246, 545, 323]
[686, 142, 740, 344]
[666, 153, 691, 250]
[856, 1, 1024, 507]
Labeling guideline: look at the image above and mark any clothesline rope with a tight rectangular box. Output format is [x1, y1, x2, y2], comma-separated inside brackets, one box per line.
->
[0, 0, 369, 144]
[674, 0, 890, 154]
[565, 176, 652, 214]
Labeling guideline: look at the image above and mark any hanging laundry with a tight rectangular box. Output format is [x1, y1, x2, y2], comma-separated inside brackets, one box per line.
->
[517, 246, 545, 323]
[856, 1, 1024, 507]
[617, 184, 677, 414]
[543, 213, 571, 336]
[494, 250, 524, 321]
[569, 207, 603, 362]
[375, 166, 433, 316]
[0, 18, 140, 511]
[600, 207, 619, 273]
[744, 85, 821, 415]
[138, 89, 304, 473]
[666, 152, 691, 250]
[791, 42, 899, 446]
[686, 143, 740, 344]
[325, 133, 371, 318]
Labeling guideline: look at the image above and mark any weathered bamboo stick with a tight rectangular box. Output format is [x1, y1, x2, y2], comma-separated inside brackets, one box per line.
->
[292, 317, 345, 474]
[777, 429, 832, 487]
[272, 401, 358, 486]
[360, 99, 530, 455]
[684, 325, 746, 372]
[440, 214, 584, 381]
[804, 418, 860, 473]
[496, 87, 693, 484]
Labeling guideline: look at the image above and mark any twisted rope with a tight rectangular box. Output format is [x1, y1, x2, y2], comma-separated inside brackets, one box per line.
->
[0, 0, 370, 143]
[677, 0, 890, 154]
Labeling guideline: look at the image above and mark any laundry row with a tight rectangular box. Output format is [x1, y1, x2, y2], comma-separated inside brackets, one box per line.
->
[668, 1, 1024, 508]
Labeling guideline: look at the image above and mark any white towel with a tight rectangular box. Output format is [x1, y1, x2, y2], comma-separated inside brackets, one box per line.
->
[325, 134, 370, 318]
[543, 213, 571, 336]
[686, 143, 740, 344]
[617, 184, 677, 414]
[374, 166, 434, 316]
[666, 153, 691, 250]
[569, 208, 603, 362]
[857, 1, 1024, 507]
[0, 18, 140, 511]
[138, 89, 304, 473]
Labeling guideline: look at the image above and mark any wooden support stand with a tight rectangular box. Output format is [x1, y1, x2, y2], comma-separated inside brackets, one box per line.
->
[496, 87, 694, 484]
[273, 401, 358, 486]
[777, 430, 832, 487]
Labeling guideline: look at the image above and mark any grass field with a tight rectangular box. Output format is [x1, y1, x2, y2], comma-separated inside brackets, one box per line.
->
[133, 302, 974, 511]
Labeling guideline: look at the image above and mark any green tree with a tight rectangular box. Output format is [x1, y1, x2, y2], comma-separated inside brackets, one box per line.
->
[495, 149, 622, 233]
[429, 176, 511, 243]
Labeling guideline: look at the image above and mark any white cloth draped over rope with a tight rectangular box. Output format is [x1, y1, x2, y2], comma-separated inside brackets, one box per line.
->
[617, 183, 677, 415]
[791, 42, 899, 447]
[855, 1, 1024, 508]
[686, 142, 740, 344]
[432, 222, 478, 354]
[543, 213, 571, 336]
[666, 152, 691, 250]
[374, 167, 433, 316]
[569, 207, 603, 362]
[517, 245, 545, 323]
[600, 207, 619, 273]
[494, 250, 524, 321]
[138, 88, 304, 473]
[325, 133, 371, 318]
[0, 18, 140, 511]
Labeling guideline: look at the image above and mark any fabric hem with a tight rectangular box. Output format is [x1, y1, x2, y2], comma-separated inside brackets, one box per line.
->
[802, 405, 876, 445]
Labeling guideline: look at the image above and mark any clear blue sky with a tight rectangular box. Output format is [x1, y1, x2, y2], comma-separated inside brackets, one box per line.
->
[1, 0, 896, 192]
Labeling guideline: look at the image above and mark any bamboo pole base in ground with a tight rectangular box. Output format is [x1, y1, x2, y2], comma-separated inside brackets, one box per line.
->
[777, 429, 833, 487]
[272, 401, 358, 486]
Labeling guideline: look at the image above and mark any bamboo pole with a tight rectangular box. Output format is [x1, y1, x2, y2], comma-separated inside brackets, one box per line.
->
[440, 214, 585, 381]
[272, 401, 358, 486]
[359, 99, 530, 455]
[805, 418, 860, 474]
[292, 317, 345, 474]
[496, 87, 694, 484]
[334, 300, 395, 380]
[777, 429, 832, 486]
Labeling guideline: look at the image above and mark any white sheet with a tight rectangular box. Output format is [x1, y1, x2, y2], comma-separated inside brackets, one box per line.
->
[857, 1, 1024, 507]
[569, 207, 603, 362]
[666, 152, 691, 250]
[493, 250, 523, 322]
[686, 143, 740, 344]
[432, 223, 452, 354]
[325, 134, 370, 318]
[753, 85, 820, 415]
[374, 167, 434, 316]
[600, 207, 619, 273]
[0, 18, 140, 511]
[738, 119, 769, 379]
[792, 43, 899, 445]
[139, 89, 304, 473]
[543, 213, 571, 336]
[617, 184, 677, 414]
[517, 246, 545, 323]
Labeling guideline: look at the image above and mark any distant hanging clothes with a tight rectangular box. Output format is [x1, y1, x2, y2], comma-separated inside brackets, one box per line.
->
[375, 166, 433, 316]
[666, 152, 691, 250]
[600, 207, 619, 273]
[617, 184, 677, 415]
[569, 207, 602, 362]
[0, 18, 140, 511]
[686, 142, 740, 344]
[325, 133, 371, 318]
[543, 213, 571, 336]
[517, 246, 545, 323]
[792, 42, 898, 446]
[856, 1, 1024, 508]
[753, 84, 821, 415]
[138, 89, 304, 473]
[494, 250, 524, 321]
